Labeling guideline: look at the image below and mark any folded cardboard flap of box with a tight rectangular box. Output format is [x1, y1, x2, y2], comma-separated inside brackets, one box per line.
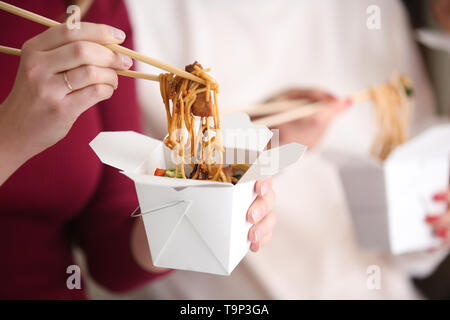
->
[89, 113, 305, 187]
[89, 113, 306, 274]
[323, 124, 450, 254]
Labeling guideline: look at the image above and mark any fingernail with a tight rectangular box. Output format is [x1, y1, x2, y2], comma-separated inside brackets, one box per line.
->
[437, 229, 448, 239]
[433, 192, 447, 202]
[261, 182, 269, 197]
[345, 98, 353, 106]
[112, 27, 126, 41]
[252, 207, 262, 223]
[425, 215, 440, 224]
[121, 54, 133, 68]
[252, 229, 260, 243]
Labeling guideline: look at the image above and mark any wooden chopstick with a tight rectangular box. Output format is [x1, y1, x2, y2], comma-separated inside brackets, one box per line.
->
[0, 1, 205, 84]
[224, 99, 310, 116]
[0, 44, 159, 82]
[114, 70, 158, 82]
[252, 92, 371, 127]
[252, 101, 327, 127]
[0, 42, 332, 125]
[352, 90, 371, 103]
[0, 44, 20, 56]
[228, 89, 371, 122]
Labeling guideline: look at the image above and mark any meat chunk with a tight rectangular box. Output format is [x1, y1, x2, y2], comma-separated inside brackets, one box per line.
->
[191, 91, 214, 117]
[185, 61, 214, 117]
[222, 165, 234, 177]
[185, 61, 203, 73]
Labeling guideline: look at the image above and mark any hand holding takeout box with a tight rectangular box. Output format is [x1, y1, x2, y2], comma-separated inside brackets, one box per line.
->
[324, 125, 450, 254]
[90, 113, 306, 275]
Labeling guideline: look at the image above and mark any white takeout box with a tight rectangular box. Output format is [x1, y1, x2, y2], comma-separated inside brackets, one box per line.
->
[90, 113, 306, 275]
[324, 125, 450, 255]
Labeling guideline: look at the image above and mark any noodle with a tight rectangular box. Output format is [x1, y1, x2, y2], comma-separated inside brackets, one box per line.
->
[158, 61, 241, 182]
[369, 73, 413, 161]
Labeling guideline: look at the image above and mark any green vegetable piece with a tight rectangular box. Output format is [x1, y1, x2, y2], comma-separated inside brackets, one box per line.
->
[164, 168, 183, 178]
[404, 86, 414, 97]
[165, 169, 175, 178]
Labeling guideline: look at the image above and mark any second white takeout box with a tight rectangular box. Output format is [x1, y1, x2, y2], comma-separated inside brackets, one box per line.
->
[324, 125, 450, 255]
[90, 113, 306, 275]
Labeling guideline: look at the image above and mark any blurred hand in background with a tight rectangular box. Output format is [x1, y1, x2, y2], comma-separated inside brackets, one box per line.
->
[426, 189, 450, 244]
[266, 88, 352, 148]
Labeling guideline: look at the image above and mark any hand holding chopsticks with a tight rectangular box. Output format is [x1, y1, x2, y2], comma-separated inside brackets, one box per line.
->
[0, 44, 159, 82]
[0, 8, 164, 181]
[245, 93, 367, 128]
[0, 1, 205, 84]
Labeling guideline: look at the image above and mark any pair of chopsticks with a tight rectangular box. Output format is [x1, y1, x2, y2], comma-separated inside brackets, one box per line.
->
[0, 1, 205, 84]
[246, 72, 411, 127]
[233, 91, 370, 128]
[0, 44, 159, 81]
[225, 99, 310, 117]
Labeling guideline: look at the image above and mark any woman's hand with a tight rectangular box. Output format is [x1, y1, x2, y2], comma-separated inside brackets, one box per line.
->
[265, 88, 352, 148]
[131, 177, 277, 273]
[426, 189, 450, 243]
[247, 178, 276, 252]
[0, 22, 132, 185]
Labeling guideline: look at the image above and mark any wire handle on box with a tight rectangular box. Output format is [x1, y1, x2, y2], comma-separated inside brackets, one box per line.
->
[131, 200, 190, 218]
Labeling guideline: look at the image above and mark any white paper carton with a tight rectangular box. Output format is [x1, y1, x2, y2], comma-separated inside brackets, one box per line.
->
[323, 125, 450, 255]
[90, 113, 306, 275]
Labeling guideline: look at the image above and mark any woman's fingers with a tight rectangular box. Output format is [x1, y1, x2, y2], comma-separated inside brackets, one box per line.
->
[64, 83, 114, 118]
[266, 88, 337, 103]
[45, 41, 132, 73]
[296, 89, 336, 102]
[249, 211, 277, 252]
[428, 211, 450, 233]
[247, 177, 277, 252]
[426, 189, 450, 241]
[247, 190, 275, 224]
[433, 190, 450, 203]
[255, 177, 273, 198]
[247, 178, 275, 224]
[63, 66, 118, 91]
[23, 22, 126, 52]
[312, 98, 352, 126]
[0, 23, 127, 168]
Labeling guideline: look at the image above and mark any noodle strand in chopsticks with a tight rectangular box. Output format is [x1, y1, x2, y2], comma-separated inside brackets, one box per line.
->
[369, 73, 413, 161]
[158, 62, 229, 181]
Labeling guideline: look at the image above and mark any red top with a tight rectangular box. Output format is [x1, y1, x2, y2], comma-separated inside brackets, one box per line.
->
[0, 0, 168, 299]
